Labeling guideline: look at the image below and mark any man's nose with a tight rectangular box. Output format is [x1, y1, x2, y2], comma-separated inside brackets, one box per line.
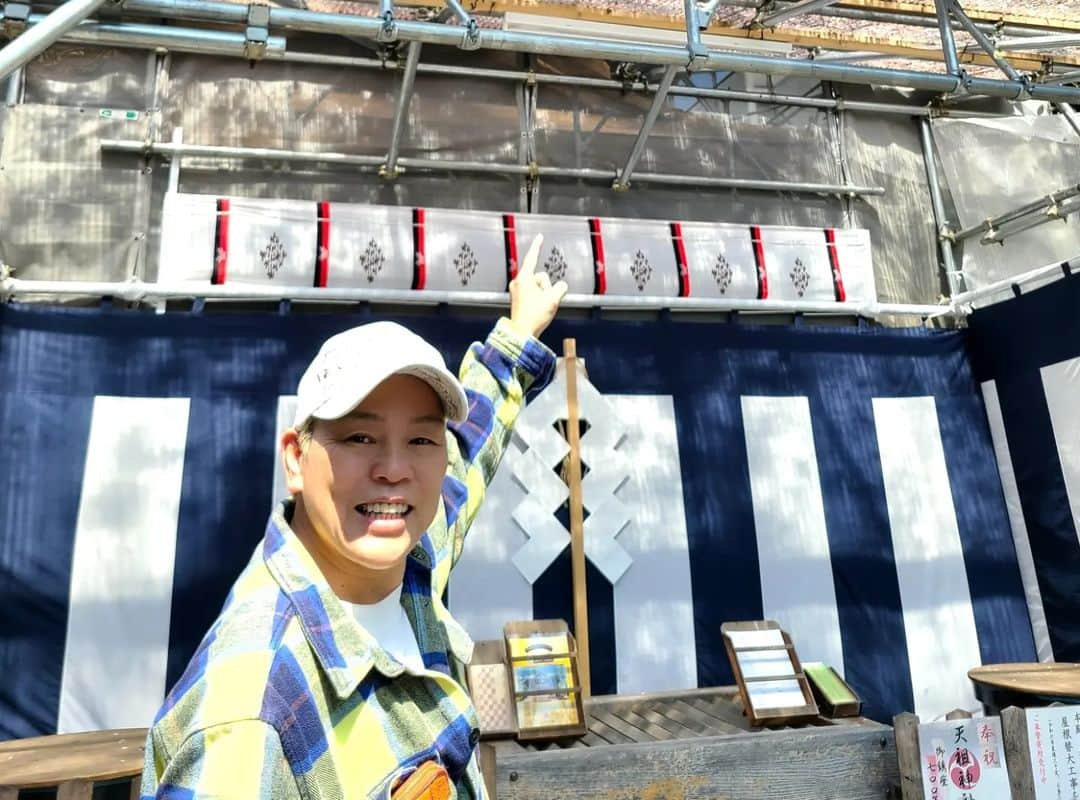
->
[371, 444, 411, 483]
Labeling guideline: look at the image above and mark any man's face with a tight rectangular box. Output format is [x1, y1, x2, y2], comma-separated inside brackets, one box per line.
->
[288, 374, 448, 584]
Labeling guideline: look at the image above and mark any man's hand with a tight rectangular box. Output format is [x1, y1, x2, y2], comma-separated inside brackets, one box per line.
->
[509, 234, 569, 339]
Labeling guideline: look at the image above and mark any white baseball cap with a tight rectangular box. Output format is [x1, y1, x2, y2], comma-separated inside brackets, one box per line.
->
[293, 321, 469, 427]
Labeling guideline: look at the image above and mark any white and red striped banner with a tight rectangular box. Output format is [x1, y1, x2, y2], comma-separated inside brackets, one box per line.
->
[325, 203, 414, 290]
[512, 214, 597, 296]
[600, 217, 682, 298]
[422, 208, 508, 293]
[157, 194, 877, 304]
[678, 222, 761, 300]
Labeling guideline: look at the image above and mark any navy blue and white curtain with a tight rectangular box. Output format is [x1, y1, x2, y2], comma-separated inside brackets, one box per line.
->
[967, 272, 1080, 667]
[0, 300, 1052, 741]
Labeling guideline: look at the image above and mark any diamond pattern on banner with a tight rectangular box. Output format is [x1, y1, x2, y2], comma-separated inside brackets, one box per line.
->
[423, 209, 507, 292]
[758, 227, 837, 302]
[326, 203, 414, 290]
[829, 228, 877, 305]
[513, 215, 596, 296]
[600, 218, 680, 298]
[157, 193, 218, 283]
[679, 222, 760, 300]
[226, 198, 318, 286]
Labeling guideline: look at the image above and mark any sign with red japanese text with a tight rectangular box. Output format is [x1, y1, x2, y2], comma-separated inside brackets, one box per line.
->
[1027, 706, 1080, 800]
[919, 718, 1010, 800]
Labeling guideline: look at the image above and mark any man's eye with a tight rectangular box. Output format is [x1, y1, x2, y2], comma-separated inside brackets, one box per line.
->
[411, 437, 440, 446]
[347, 434, 374, 444]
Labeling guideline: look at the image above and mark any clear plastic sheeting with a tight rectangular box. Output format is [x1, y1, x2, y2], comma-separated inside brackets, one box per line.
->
[932, 114, 1080, 291]
[0, 41, 954, 306]
[844, 109, 942, 305]
[533, 65, 848, 231]
[0, 105, 149, 282]
[533, 64, 841, 183]
[22, 44, 149, 111]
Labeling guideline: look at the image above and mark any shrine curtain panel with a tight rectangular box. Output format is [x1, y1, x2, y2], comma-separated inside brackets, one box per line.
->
[966, 272, 1080, 667]
[0, 304, 1034, 740]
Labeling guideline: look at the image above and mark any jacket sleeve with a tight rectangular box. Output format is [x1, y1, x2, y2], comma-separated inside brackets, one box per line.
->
[432, 317, 555, 576]
[140, 719, 302, 799]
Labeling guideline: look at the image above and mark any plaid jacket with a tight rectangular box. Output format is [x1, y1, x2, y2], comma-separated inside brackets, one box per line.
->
[141, 318, 555, 799]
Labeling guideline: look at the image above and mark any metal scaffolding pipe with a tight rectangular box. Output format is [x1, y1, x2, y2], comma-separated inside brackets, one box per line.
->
[934, 0, 962, 78]
[280, 51, 999, 118]
[443, 0, 471, 25]
[0, 276, 945, 318]
[102, 138, 886, 196]
[949, 255, 1080, 307]
[24, 14, 287, 58]
[683, 0, 708, 65]
[948, 1, 1022, 83]
[699, 0, 726, 27]
[112, 0, 1080, 102]
[758, 0, 843, 29]
[1042, 70, 1080, 86]
[982, 196, 1080, 244]
[953, 184, 1080, 242]
[382, 40, 422, 179]
[810, 51, 895, 63]
[113, 0, 1080, 42]
[0, 0, 110, 81]
[615, 65, 678, 190]
[1057, 101, 1080, 139]
[997, 33, 1080, 51]
[285, 50, 951, 117]
[4, 66, 22, 106]
[919, 118, 963, 296]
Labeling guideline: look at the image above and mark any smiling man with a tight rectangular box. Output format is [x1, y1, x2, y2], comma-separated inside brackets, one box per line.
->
[141, 235, 566, 799]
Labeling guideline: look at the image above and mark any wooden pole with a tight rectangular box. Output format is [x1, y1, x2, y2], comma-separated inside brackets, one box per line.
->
[892, 712, 925, 800]
[562, 339, 591, 699]
[1001, 706, 1037, 800]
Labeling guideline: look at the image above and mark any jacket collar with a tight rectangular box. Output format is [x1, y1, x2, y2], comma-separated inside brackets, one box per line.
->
[261, 500, 439, 700]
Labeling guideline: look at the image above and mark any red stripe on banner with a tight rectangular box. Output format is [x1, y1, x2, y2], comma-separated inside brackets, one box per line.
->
[670, 222, 691, 297]
[314, 201, 330, 288]
[825, 229, 847, 302]
[590, 217, 607, 295]
[212, 198, 230, 285]
[413, 208, 426, 290]
[503, 213, 519, 284]
[750, 225, 769, 300]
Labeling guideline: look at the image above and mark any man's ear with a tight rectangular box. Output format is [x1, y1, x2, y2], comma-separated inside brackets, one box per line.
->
[281, 428, 305, 495]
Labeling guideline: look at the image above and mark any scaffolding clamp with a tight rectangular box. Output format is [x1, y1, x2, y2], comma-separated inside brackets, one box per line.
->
[1, 2, 31, 37]
[377, 10, 398, 43]
[460, 18, 481, 51]
[378, 161, 403, 180]
[243, 3, 271, 61]
[686, 40, 710, 72]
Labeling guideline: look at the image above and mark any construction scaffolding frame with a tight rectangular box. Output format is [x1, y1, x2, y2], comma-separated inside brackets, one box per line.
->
[0, 0, 1079, 316]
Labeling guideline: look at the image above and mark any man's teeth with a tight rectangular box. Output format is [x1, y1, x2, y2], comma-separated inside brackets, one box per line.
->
[359, 502, 410, 516]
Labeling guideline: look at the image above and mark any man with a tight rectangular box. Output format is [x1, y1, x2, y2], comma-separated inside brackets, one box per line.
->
[141, 235, 566, 799]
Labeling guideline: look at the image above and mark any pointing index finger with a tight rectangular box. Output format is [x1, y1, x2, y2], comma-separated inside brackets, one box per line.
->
[517, 233, 544, 280]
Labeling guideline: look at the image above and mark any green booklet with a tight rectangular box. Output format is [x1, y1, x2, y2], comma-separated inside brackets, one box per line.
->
[804, 662, 857, 707]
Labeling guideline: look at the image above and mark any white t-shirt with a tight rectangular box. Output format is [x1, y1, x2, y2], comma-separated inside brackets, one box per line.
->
[340, 585, 426, 674]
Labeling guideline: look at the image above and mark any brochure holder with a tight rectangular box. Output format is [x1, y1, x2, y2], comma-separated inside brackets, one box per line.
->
[503, 619, 587, 742]
[721, 620, 819, 727]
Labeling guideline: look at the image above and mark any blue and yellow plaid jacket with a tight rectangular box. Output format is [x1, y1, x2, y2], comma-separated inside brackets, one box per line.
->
[141, 318, 555, 799]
